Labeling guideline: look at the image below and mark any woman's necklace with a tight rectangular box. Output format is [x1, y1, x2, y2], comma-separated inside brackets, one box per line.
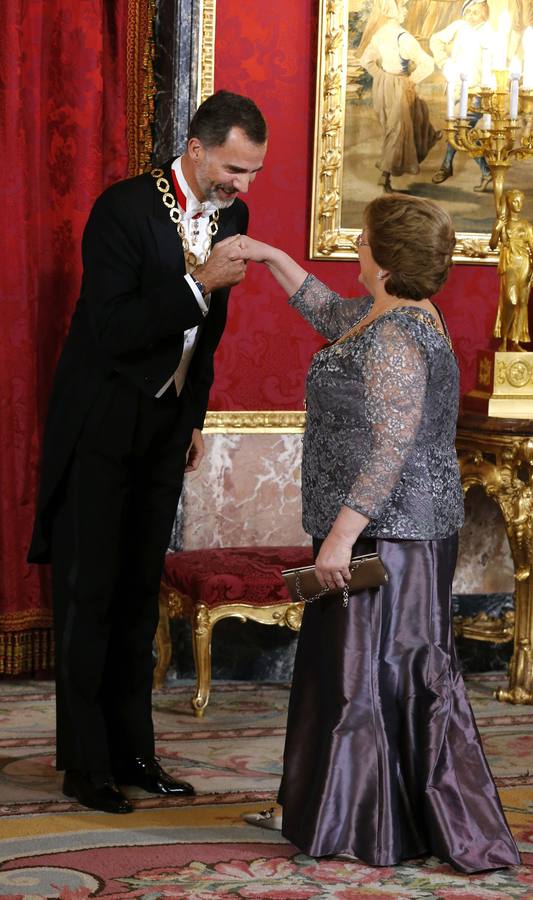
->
[332, 319, 368, 347]
[150, 167, 220, 270]
[332, 304, 453, 351]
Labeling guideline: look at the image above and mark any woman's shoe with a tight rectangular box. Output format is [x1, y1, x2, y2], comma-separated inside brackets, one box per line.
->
[242, 807, 283, 830]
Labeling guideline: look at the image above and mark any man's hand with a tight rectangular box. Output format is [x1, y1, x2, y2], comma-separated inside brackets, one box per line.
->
[185, 428, 205, 472]
[193, 235, 246, 293]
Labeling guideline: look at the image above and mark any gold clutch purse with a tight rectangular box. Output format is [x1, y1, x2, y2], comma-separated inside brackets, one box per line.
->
[282, 553, 388, 608]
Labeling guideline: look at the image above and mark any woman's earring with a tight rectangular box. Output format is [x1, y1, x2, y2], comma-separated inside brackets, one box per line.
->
[377, 269, 386, 280]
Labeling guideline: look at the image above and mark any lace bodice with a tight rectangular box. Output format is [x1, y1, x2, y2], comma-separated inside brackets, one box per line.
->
[290, 274, 464, 539]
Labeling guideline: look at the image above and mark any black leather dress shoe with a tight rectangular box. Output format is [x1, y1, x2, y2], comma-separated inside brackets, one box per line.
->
[63, 770, 133, 814]
[114, 756, 195, 796]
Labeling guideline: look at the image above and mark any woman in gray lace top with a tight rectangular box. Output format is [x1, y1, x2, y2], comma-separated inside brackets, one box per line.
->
[239, 195, 519, 873]
[294, 273, 464, 542]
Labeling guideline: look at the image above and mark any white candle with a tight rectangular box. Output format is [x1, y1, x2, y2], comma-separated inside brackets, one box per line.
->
[494, 10, 511, 70]
[524, 28, 533, 89]
[444, 60, 457, 118]
[459, 72, 469, 117]
[482, 113, 492, 129]
[509, 57, 521, 117]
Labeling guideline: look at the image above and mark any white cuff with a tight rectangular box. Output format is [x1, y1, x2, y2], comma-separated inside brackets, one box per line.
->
[185, 273, 209, 316]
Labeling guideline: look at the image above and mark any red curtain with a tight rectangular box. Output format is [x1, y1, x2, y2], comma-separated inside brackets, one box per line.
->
[0, 0, 131, 674]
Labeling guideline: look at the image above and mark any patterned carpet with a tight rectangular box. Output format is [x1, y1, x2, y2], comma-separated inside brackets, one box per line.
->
[0, 675, 531, 898]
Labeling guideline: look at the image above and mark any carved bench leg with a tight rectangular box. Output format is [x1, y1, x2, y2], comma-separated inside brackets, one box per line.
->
[153, 591, 172, 689]
[191, 605, 213, 717]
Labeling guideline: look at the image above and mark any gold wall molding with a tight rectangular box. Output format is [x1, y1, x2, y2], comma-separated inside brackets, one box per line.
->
[198, 0, 217, 105]
[127, 0, 157, 175]
[203, 410, 306, 432]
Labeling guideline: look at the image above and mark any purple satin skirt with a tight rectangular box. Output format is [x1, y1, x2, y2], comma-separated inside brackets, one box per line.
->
[278, 535, 520, 873]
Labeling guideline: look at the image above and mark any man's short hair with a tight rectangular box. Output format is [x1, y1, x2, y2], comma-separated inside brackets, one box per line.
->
[461, 0, 487, 16]
[188, 90, 267, 148]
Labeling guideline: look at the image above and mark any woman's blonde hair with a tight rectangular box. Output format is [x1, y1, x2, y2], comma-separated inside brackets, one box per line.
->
[364, 194, 455, 300]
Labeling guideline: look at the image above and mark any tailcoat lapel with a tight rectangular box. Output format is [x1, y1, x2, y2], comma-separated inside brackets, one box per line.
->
[147, 160, 186, 269]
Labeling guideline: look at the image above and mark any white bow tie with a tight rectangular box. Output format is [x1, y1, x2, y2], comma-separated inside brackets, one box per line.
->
[183, 201, 218, 221]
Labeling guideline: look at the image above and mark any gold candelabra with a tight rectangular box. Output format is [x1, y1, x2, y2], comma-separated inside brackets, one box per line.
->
[445, 75, 533, 213]
[448, 72, 533, 706]
[446, 75, 533, 418]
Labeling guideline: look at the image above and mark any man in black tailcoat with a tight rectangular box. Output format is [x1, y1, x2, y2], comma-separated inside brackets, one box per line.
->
[28, 91, 267, 813]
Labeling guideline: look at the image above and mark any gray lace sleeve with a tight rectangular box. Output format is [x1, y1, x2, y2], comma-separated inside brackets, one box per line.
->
[344, 318, 427, 519]
[289, 273, 371, 340]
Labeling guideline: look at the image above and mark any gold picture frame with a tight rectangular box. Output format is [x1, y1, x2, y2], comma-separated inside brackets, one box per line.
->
[204, 411, 305, 432]
[310, 0, 532, 265]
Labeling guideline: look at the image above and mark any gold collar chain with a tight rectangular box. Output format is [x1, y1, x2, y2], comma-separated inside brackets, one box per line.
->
[332, 307, 453, 351]
[150, 167, 220, 270]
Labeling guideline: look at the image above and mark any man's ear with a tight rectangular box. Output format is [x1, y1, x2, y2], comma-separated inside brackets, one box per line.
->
[187, 137, 203, 161]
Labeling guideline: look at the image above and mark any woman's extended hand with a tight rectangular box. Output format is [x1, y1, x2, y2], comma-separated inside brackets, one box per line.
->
[231, 236, 309, 297]
[233, 235, 274, 263]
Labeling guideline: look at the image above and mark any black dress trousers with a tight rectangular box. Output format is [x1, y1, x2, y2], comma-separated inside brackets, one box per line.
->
[50, 372, 190, 774]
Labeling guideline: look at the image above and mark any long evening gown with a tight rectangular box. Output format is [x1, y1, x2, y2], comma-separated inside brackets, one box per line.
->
[279, 275, 520, 873]
[278, 535, 520, 873]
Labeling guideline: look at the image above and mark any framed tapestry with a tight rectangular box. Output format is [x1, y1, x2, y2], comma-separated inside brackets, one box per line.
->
[310, 0, 533, 264]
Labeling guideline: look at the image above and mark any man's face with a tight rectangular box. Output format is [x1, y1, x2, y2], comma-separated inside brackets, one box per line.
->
[464, 2, 489, 27]
[190, 127, 267, 208]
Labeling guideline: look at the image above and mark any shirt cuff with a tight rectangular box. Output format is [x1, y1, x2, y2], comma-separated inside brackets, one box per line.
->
[185, 273, 209, 316]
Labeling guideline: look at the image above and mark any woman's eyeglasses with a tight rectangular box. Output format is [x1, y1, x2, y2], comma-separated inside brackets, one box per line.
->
[355, 233, 369, 249]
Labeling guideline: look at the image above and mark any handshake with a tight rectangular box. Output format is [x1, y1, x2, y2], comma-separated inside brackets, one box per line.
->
[192, 234, 271, 293]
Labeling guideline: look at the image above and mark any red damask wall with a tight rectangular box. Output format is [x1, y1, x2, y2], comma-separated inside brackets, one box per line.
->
[212, 0, 499, 409]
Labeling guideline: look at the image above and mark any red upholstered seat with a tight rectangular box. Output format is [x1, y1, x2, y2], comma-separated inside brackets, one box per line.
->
[162, 545, 314, 608]
[155, 545, 312, 715]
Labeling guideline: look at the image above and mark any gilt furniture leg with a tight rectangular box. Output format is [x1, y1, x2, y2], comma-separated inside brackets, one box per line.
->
[191, 604, 213, 717]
